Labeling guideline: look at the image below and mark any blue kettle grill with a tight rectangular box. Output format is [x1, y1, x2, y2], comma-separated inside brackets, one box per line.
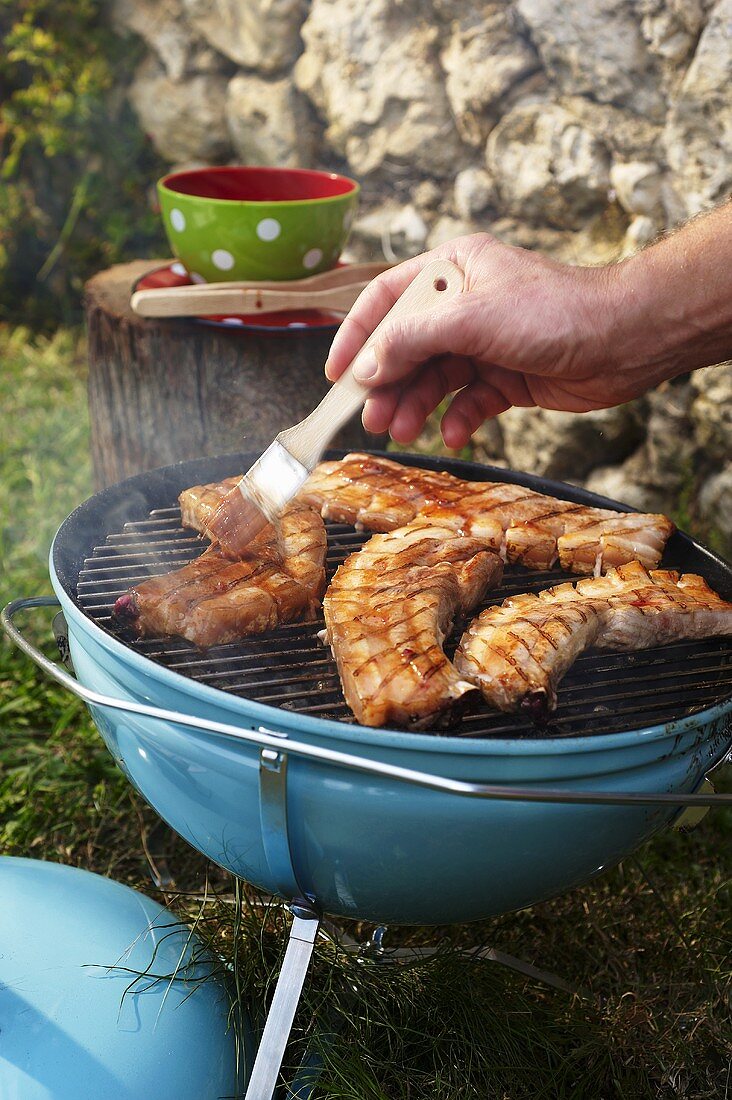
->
[4, 450, 731, 1100]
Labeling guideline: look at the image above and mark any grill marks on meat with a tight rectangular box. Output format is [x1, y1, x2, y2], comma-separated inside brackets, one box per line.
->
[323, 517, 503, 728]
[455, 561, 732, 716]
[113, 502, 326, 647]
[117, 456, 680, 730]
[300, 454, 673, 575]
[179, 476, 241, 537]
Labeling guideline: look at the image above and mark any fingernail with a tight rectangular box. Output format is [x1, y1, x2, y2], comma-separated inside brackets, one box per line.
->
[324, 358, 334, 381]
[352, 348, 378, 382]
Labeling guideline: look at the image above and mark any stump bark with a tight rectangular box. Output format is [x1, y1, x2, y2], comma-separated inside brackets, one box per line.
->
[85, 260, 380, 489]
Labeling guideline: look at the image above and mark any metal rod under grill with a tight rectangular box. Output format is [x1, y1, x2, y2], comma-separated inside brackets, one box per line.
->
[74, 509, 732, 740]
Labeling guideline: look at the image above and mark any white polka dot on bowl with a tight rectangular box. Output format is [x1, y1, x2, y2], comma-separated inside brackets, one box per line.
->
[256, 218, 281, 242]
[170, 262, 187, 276]
[303, 248, 323, 270]
[190, 272, 206, 284]
[212, 249, 235, 271]
[221, 317, 245, 326]
[170, 209, 186, 232]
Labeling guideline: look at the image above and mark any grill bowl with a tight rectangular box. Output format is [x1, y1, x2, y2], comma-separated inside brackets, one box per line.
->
[47, 451, 732, 925]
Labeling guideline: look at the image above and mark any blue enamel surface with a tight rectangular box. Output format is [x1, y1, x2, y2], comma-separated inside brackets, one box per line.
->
[52, 565, 732, 926]
[0, 859, 243, 1100]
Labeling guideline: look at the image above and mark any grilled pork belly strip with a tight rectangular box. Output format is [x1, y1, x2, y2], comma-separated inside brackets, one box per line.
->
[113, 502, 326, 647]
[181, 455, 673, 576]
[180, 476, 241, 536]
[300, 454, 674, 576]
[455, 561, 732, 716]
[323, 517, 503, 728]
[171, 457, 675, 725]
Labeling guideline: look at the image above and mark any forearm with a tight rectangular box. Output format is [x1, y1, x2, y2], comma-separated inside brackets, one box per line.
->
[604, 201, 732, 386]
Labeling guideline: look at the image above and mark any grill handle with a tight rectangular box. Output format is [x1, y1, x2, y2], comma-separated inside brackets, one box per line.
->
[3, 596, 731, 810]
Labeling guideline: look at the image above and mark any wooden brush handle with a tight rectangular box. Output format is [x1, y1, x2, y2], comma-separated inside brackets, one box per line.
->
[279, 258, 465, 469]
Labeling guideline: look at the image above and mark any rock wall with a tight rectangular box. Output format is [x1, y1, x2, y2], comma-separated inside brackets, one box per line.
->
[113, 0, 732, 550]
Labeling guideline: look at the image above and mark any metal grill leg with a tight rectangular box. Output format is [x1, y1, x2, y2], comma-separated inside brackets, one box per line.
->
[245, 907, 320, 1100]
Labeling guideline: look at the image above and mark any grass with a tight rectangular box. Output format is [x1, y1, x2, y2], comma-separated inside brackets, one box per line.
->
[0, 324, 730, 1099]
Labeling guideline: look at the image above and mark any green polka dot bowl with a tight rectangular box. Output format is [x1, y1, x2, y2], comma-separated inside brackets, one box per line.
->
[158, 166, 360, 283]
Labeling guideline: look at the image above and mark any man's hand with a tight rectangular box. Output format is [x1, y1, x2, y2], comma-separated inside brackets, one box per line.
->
[325, 206, 732, 449]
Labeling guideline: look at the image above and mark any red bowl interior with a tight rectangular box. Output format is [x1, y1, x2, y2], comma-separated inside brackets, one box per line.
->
[161, 166, 358, 203]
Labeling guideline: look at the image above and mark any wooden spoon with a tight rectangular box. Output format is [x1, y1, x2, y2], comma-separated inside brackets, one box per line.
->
[131, 260, 393, 317]
[131, 282, 373, 318]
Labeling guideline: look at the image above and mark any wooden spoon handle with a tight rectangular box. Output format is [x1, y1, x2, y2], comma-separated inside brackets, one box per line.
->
[279, 258, 465, 469]
[131, 283, 371, 317]
[132, 260, 392, 309]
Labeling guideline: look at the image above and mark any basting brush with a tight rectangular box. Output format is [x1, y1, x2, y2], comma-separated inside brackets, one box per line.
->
[206, 258, 465, 558]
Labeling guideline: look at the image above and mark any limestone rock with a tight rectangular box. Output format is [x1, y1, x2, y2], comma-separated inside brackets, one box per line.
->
[427, 216, 476, 249]
[558, 97, 664, 162]
[454, 167, 495, 220]
[295, 0, 465, 178]
[112, 0, 227, 81]
[585, 450, 672, 513]
[389, 205, 430, 251]
[587, 384, 698, 513]
[411, 180, 442, 212]
[645, 381, 697, 480]
[128, 56, 231, 162]
[486, 103, 611, 229]
[440, 3, 540, 146]
[639, 0, 706, 68]
[516, 0, 665, 120]
[226, 74, 317, 168]
[498, 404, 643, 480]
[699, 463, 732, 549]
[610, 161, 663, 217]
[471, 417, 505, 466]
[690, 362, 732, 465]
[487, 217, 574, 256]
[663, 0, 732, 216]
[182, 0, 307, 73]
[351, 202, 428, 260]
[621, 214, 660, 256]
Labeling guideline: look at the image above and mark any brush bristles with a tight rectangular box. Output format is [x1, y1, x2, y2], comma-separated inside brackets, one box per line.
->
[206, 485, 269, 559]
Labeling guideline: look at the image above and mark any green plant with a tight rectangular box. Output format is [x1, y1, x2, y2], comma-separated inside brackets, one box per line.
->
[0, 0, 166, 329]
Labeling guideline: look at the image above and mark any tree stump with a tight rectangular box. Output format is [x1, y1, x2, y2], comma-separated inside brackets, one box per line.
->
[85, 259, 381, 489]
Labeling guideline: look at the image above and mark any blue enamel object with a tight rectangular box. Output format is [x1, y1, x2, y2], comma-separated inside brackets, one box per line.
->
[0, 858, 243, 1100]
[10, 452, 732, 926]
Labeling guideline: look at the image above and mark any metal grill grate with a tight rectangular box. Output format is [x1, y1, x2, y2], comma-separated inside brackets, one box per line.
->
[75, 504, 732, 739]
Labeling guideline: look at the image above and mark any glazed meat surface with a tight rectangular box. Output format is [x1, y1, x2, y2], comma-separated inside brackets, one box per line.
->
[113, 502, 326, 647]
[301, 454, 674, 576]
[183, 454, 674, 576]
[323, 516, 503, 728]
[455, 561, 732, 716]
[180, 476, 241, 537]
[132, 455, 682, 727]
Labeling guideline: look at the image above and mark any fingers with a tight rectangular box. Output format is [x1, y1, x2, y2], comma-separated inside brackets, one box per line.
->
[324, 234, 493, 383]
[440, 367, 536, 448]
[440, 381, 511, 449]
[324, 255, 430, 381]
[389, 356, 474, 443]
[362, 384, 401, 435]
[361, 356, 473, 442]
